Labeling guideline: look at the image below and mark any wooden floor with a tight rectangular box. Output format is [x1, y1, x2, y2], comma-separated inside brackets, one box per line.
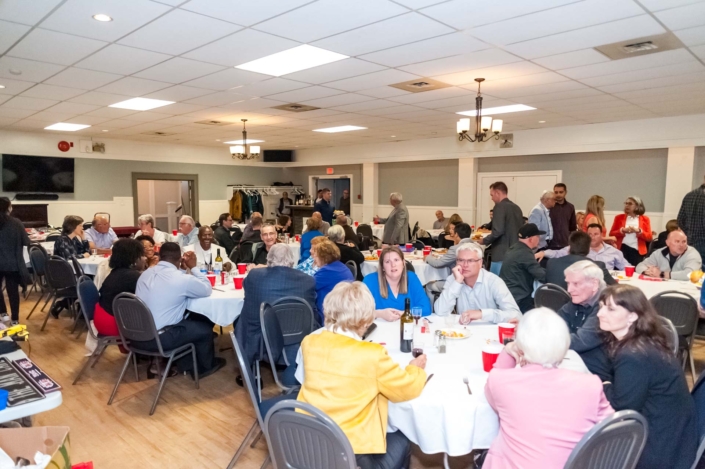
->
[15, 291, 702, 468]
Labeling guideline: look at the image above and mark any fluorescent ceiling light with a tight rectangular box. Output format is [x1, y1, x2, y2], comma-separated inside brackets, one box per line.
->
[236, 45, 348, 77]
[313, 125, 367, 133]
[224, 139, 264, 144]
[44, 123, 91, 131]
[109, 97, 174, 111]
[92, 13, 112, 22]
[0, 85, 5, 89]
[456, 104, 535, 117]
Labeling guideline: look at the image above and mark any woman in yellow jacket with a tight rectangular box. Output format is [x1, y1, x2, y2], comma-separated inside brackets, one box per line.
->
[295, 281, 427, 469]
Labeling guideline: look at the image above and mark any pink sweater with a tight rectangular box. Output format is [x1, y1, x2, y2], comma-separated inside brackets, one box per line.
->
[483, 351, 614, 469]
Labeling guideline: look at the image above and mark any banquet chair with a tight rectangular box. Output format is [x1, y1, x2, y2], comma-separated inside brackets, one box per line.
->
[70, 256, 86, 279]
[405, 261, 415, 273]
[73, 276, 124, 384]
[658, 316, 679, 357]
[264, 400, 357, 469]
[412, 240, 426, 251]
[41, 256, 79, 331]
[564, 410, 647, 469]
[411, 221, 419, 240]
[358, 234, 372, 251]
[24, 243, 46, 299]
[26, 246, 49, 317]
[534, 284, 571, 312]
[227, 332, 294, 469]
[690, 369, 705, 469]
[650, 291, 699, 379]
[45, 233, 60, 242]
[344, 260, 357, 278]
[109, 293, 199, 416]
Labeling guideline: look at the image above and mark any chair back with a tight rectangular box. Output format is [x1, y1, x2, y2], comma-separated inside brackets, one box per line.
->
[358, 234, 372, 251]
[45, 256, 78, 290]
[76, 275, 99, 324]
[658, 316, 679, 357]
[267, 296, 316, 348]
[29, 245, 48, 277]
[344, 260, 357, 278]
[650, 291, 699, 339]
[692, 370, 705, 468]
[405, 260, 415, 273]
[438, 233, 454, 249]
[411, 221, 419, 239]
[356, 224, 374, 239]
[230, 332, 266, 426]
[71, 256, 86, 278]
[412, 240, 426, 251]
[45, 233, 61, 242]
[534, 283, 571, 312]
[564, 410, 648, 469]
[264, 400, 357, 469]
[112, 293, 164, 354]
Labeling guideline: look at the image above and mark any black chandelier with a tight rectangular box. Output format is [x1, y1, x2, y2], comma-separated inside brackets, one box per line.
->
[456, 78, 503, 143]
[230, 119, 260, 160]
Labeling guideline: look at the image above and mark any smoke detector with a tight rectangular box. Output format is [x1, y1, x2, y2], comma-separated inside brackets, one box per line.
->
[594, 32, 684, 60]
[271, 103, 320, 112]
[389, 77, 451, 93]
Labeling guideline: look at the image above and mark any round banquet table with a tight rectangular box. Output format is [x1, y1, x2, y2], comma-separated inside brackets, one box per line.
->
[366, 317, 589, 458]
[186, 275, 245, 326]
[353, 224, 385, 239]
[613, 273, 700, 301]
[360, 253, 450, 285]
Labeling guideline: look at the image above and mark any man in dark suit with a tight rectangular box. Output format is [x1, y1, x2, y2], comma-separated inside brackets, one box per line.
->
[314, 188, 335, 224]
[545, 231, 616, 289]
[480, 181, 524, 275]
[234, 244, 318, 369]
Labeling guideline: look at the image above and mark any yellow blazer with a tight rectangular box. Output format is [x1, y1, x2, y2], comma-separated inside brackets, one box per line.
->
[297, 331, 426, 454]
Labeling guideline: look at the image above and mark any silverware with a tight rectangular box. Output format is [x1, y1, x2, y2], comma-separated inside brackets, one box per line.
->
[463, 376, 472, 395]
[425, 373, 434, 384]
[213, 287, 225, 292]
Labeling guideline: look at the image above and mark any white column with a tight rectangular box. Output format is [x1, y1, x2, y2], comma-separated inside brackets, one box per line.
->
[362, 162, 378, 222]
[663, 147, 695, 223]
[457, 157, 476, 226]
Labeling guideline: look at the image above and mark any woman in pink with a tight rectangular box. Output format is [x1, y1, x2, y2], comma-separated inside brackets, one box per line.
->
[483, 308, 614, 469]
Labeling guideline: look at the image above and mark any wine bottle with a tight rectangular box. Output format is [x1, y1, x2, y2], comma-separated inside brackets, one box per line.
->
[400, 298, 413, 353]
[214, 248, 223, 273]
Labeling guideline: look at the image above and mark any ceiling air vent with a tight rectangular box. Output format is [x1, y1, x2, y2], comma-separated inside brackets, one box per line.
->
[194, 120, 231, 126]
[271, 103, 320, 112]
[141, 131, 175, 136]
[389, 77, 450, 93]
[594, 32, 684, 60]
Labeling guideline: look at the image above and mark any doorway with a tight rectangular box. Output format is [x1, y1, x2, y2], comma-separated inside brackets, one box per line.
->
[132, 173, 199, 232]
[308, 174, 352, 213]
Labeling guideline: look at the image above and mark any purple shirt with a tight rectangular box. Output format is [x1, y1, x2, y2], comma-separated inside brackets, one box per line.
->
[548, 200, 576, 249]
[545, 243, 631, 270]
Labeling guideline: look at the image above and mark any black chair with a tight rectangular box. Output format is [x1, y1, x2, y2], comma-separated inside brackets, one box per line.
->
[411, 221, 419, 240]
[650, 291, 699, 379]
[73, 276, 124, 384]
[564, 410, 648, 469]
[109, 293, 199, 415]
[26, 246, 49, 317]
[412, 240, 426, 251]
[264, 400, 357, 469]
[658, 316, 679, 357]
[691, 369, 705, 468]
[70, 255, 86, 279]
[41, 256, 79, 331]
[45, 233, 61, 242]
[438, 232, 454, 249]
[356, 224, 374, 240]
[344, 260, 357, 278]
[405, 260, 415, 273]
[358, 234, 372, 251]
[534, 283, 571, 312]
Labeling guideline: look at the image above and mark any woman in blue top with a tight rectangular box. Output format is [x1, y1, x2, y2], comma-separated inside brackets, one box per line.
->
[363, 246, 431, 319]
[299, 217, 323, 263]
[312, 238, 354, 323]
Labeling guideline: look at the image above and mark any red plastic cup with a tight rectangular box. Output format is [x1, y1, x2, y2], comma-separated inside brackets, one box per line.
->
[376, 249, 382, 258]
[295, 235, 301, 242]
[220, 271, 226, 285]
[103, 253, 110, 258]
[405, 243, 413, 251]
[482, 342, 503, 372]
[624, 266, 635, 277]
[237, 263, 247, 275]
[233, 275, 244, 289]
[498, 323, 516, 343]
[373, 220, 379, 225]
[206, 274, 216, 287]
[172, 230, 178, 236]
[354, 221, 359, 227]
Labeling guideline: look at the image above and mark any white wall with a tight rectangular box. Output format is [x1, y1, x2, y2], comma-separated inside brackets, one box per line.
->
[13, 197, 134, 227]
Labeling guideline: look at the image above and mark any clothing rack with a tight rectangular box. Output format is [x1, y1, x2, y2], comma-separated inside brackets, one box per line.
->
[227, 185, 304, 197]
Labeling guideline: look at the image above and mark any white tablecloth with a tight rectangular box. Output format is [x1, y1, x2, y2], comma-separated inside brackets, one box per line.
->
[426, 229, 443, 239]
[369, 318, 588, 456]
[186, 277, 245, 326]
[619, 274, 701, 301]
[360, 255, 450, 285]
[353, 224, 385, 239]
[0, 338, 63, 424]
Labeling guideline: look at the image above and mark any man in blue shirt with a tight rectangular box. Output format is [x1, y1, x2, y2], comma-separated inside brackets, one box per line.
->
[135, 242, 225, 378]
[314, 188, 335, 224]
[176, 215, 198, 248]
[85, 215, 117, 252]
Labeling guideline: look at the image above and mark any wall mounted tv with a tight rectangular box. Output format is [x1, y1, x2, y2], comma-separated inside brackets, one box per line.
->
[2, 154, 75, 193]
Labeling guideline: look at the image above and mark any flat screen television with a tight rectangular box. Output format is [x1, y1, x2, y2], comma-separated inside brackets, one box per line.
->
[2, 154, 75, 193]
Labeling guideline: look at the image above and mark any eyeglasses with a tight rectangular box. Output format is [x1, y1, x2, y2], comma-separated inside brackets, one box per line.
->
[457, 259, 482, 265]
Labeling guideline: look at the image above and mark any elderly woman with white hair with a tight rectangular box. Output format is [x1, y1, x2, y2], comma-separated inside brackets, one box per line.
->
[609, 195, 652, 265]
[374, 192, 410, 245]
[295, 282, 427, 469]
[135, 214, 169, 245]
[484, 307, 614, 468]
[176, 215, 198, 248]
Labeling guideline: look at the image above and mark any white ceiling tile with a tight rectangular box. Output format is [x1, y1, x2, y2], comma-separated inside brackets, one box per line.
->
[2, 96, 59, 111]
[532, 48, 611, 70]
[217, 97, 287, 111]
[0, 57, 65, 82]
[7, 28, 107, 66]
[119, 112, 177, 123]
[0, 117, 19, 126]
[20, 84, 85, 100]
[283, 59, 385, 85]
[420, 0, 577, 30]
[692, 44, 705, 60]
[0, 107, 37, 119]
[360, 33, 488, 68]
[183, 29, 299, 68]
[231, 78, 310, 98]
[615, 82, 705, 102]
[0, 0, 62, 25]
[597, 71, 705, 93]
[142, 85, 215, 101]
[44, 101, 101, 114]
[67, 91, 134, 106]
[301, 93, 375, 108]
[675, 25, 705, 47]
[506, 15, 666, 59]
[579, 61, 704, 87]
[28, 110, 79, 122]
[150, 102, 209, 115]
[182, 91, 244, 106]
[0, 78, 37, 96]
[84, 107, 139, 119]
[96, 77, 172, 96]
[45, 67, 123, 90]
[561, 49, 695, 79]
[266, 86, 344, 103]
[313, 12, 454, 56]
[356, 104, 422, 116]
[180, 0, 312, 26]
[182, 68, 270, 90]
[97, 119, 142, 129]
[510, 87, 604, 105]
[655, 2, 705, 30]
[386, 87, 473, 104]
[468, 0, 644, 46]
[393, 0, 447, 8]
[152, 115, 202, 126]
[434, 61, 547, 86]
[325, 69, 421, 92]
[357, 86, 411, 98]
[477, 72, 571, 95]
[640, 0, 704, 12]
[40, 0, 171, 42]
[253, 0, 409, 43]
[329, 99, 401, 112]
[0, 20, 30, 55]
[399, 48, 521, 77]
[75, 45, 171, 75]
[117, 9, 242, 55]
[133, 58, 225, 84]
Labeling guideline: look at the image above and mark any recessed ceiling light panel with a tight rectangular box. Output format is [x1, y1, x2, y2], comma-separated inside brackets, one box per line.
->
[457, 104, 535, 117]
[224, 139, 264, 144]
[313, 125, 367, 133]
[236, 45, 348, 77]
[109, 98, 174, 111]
[93, 14, 112, 22]
[0, 85, 5, 89]
[45, 123, 91, 131]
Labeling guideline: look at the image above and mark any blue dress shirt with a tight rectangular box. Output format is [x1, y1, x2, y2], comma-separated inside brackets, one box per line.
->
[362, 271, 431, 317]
[84, 227, 118, 249]
[300, 230, 323, 263]
[177, 229, 199, 248]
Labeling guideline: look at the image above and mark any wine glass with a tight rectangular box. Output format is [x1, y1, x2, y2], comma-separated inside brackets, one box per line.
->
[411, 307, 422, 325]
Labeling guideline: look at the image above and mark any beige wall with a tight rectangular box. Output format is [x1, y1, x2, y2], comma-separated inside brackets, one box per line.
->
[378, 159, 459, 206]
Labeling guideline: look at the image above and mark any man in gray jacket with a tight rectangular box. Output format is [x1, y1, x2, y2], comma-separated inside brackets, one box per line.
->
[480, 181, 524, 276]
[528, 191, 555, 250]
[636, 230, 702, 280]
[375, 192, 409, 245]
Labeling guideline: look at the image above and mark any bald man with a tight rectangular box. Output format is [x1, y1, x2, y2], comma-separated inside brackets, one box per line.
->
[636, 230, 702, 280]
[85, 215, 117, 253]
[183, 226, 232, 272]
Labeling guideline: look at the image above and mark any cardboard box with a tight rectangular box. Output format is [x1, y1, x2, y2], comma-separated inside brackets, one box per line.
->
[0, 426, 70, 469]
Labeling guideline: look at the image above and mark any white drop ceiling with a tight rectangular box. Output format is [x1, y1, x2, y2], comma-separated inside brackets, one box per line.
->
[0, 0, 704, 150]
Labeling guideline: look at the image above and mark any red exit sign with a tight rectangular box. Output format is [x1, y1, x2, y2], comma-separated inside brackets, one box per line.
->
[326, 167, 334, 175]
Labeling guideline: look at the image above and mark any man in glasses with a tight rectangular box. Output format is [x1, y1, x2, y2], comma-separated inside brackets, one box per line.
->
[434, 243, 520, 324]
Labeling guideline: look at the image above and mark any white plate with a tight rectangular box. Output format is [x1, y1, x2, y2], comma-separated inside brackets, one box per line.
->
[437, 329, 471, 340]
